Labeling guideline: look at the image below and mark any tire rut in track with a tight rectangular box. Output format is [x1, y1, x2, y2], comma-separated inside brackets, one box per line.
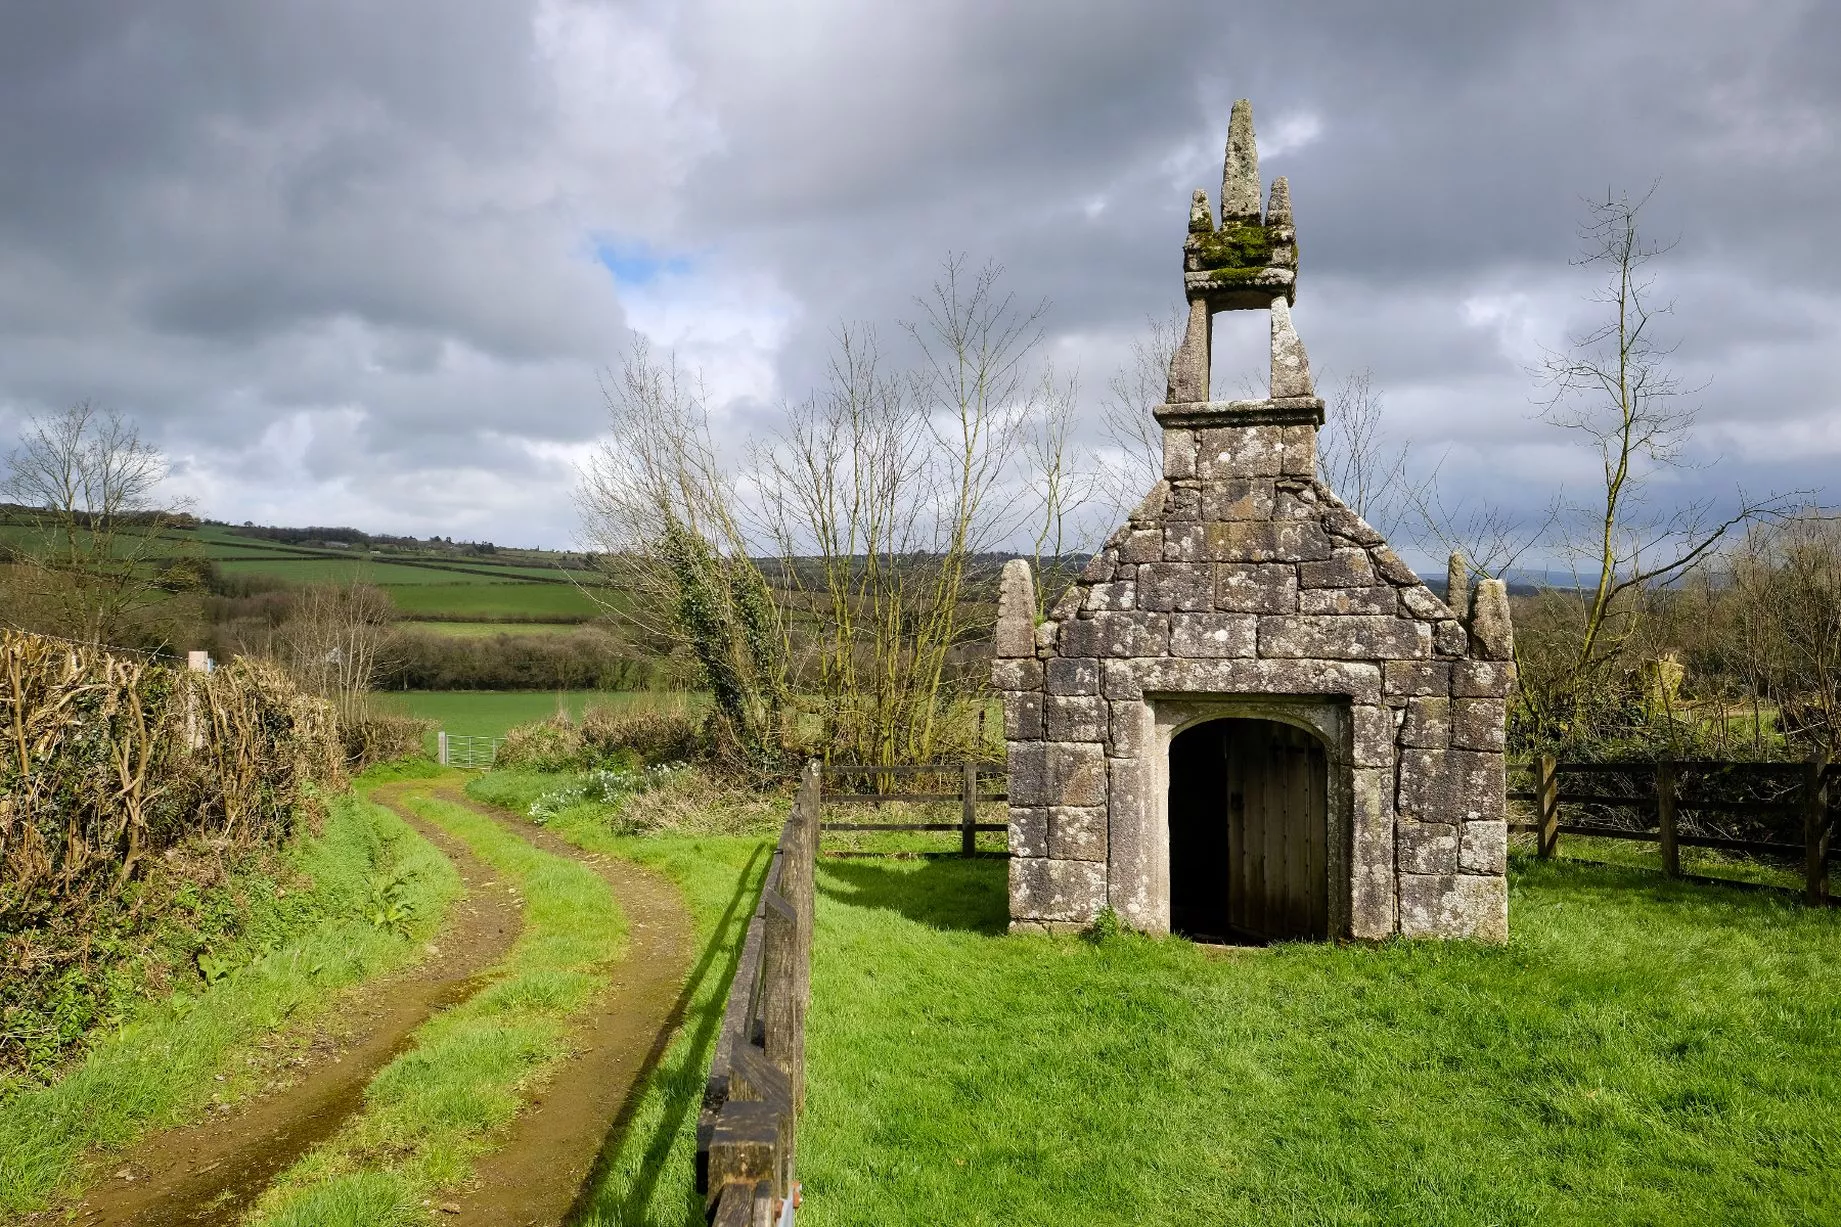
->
[63, 787, 523, 1227]
[424, 785, 695, 1227]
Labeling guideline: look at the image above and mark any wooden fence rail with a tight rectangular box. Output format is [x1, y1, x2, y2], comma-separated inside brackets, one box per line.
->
[699, 761, 819, 1225]
[818, 760, 1008, 856]
[1509, 755, 1837, 904]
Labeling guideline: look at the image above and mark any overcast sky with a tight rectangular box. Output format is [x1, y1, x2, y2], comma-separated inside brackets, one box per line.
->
[1, 0, 1834, 570]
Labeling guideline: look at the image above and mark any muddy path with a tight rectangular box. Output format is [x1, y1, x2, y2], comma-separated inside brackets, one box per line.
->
[63, 790, 523, 1227]
[423, 785, 695, 1227]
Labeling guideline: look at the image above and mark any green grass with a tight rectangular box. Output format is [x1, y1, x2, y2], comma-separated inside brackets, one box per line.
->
[246, 780, 628, 1225]
[1528, 831, 1807, 892]
[384, 582, 605, 620]
[216, 558, 487, 585]
[464, 769, 774, 1226]
[0, 785, 462, 1215]
[797, 855, 1841, 1226]
[379, 690, 702, 741]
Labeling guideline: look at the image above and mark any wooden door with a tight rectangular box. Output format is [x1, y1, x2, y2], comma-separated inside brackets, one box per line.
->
[1224, 720, 1328, 941]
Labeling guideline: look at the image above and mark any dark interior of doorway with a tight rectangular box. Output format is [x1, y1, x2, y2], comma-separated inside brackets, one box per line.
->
[1168, 717, 1329, 944]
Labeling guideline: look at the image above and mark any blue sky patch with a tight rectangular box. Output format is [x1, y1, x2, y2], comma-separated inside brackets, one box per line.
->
[594, 239, 694, 287]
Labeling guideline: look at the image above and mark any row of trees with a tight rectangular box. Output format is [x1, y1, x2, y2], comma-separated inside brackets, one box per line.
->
[577, 192, 1832, 765]
[580, 257, 1084, 768]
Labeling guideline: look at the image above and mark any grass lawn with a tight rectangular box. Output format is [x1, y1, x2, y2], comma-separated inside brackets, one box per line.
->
[381, 690, 704, 741]
[798, 854, 1841, 1226]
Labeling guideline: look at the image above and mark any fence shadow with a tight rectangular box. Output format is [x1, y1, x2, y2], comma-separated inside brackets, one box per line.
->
[569, 843, 767, 1227]
[815, 855, 1009, 935]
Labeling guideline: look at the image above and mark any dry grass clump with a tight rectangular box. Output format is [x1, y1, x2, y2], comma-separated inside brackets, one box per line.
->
[580, 703, 705, 764]
[611, 764, 782, 836]
[497, 714, 587, 771]
[339, 708, 435, 771]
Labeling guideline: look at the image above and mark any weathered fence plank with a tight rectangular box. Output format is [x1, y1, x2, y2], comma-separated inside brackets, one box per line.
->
[816, 760, 1004, 856]
[1511, 755, 1838, 904]
[699, 761, 818, 1221]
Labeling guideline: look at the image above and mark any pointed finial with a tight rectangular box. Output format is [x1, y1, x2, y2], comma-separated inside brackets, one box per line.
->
[1189, 189, 1214, 233]
[1469, 579, 1515, 661]
[1221, 99, 1262, 224]
[1265, 176, 1292, 227]
[1268, 296, 1314, 398]
[1446, 551, 1470, 614]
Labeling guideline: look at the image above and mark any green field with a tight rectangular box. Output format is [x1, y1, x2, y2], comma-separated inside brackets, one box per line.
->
[380, 690, 701, 738]
[383, 582, 604, 621]
[216, 559, 489, 586]
[797, 856, 1841, 1225]
[3, 515, 620, 627]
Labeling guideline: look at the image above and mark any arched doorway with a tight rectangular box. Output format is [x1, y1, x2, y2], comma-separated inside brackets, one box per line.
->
[1167, 717, 1329, 942]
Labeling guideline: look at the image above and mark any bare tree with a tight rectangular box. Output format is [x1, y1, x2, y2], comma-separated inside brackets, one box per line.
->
[277, 580, 394, 722]
[1097, 309, 1183, 514]
[1023, 364, 1097, 619]
[576, 341, 787, 763]
[1318, 368, 1413, 540]
[1727, 512, 1841, 755]
[581, 257, 1072, 765]
[1, 403, 194, 643]
[1532, 188, 1792, 712]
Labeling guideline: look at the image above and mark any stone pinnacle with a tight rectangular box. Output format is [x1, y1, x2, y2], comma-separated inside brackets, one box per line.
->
[1221, 99, 1262, 224]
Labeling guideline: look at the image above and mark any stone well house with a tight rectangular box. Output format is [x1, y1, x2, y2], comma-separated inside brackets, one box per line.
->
[993, 101, 1514, 943]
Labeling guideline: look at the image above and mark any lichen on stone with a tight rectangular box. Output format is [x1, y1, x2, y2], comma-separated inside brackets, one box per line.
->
[1191, 220, 1274, 271]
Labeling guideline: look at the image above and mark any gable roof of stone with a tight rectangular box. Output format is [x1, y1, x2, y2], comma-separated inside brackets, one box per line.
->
[1038, 472, 1471, 666]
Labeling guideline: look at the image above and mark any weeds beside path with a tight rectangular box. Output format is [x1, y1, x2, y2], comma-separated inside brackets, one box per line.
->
[0, 784, 464, 1219]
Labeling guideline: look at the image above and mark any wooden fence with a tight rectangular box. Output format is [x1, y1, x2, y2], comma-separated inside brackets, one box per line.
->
[817, 761, 1008, 856]
[699, 761, 819, 1225]
[1509, 756, 1837, 904]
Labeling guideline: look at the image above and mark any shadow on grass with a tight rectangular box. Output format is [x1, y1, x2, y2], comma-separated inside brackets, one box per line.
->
[815, 856, 1009, 935]
[567, 844, 765, 1227]
[1509, 853, 1825, 922]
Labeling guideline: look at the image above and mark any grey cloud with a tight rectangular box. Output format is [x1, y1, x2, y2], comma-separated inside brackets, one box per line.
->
[0, 0, 1834, 551]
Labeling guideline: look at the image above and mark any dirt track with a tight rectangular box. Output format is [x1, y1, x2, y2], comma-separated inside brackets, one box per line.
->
[67, 796, 523, 1226]
[59, 779, 695, 1227]
[427, 786, 694, 1227]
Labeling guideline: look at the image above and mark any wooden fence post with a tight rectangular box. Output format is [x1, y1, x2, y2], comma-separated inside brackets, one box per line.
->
[1656, 760, 1680, 878]
[760, 890, 803, 1100]
[961, 760, 978, 858]
[795, 761, 819, 1012]
[706, 1102, 783, 1216]
[1536, 755, 1559, 859]
[1804, 756, 1831, 907]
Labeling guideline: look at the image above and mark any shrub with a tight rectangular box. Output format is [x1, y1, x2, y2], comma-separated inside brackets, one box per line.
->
[580, 704, 706, 765]
[340, 711, 435, 771]
[495, 714, 586, 772]
[0, 630, 343, 1075]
